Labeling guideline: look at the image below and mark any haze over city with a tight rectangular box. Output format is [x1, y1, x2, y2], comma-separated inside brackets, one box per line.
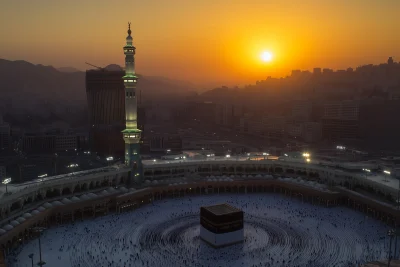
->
[2, 1, 400, 266]
[1, 0, 400, 86]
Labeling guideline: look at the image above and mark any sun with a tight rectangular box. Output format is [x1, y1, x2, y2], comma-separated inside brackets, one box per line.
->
[261, 51, 273, 62]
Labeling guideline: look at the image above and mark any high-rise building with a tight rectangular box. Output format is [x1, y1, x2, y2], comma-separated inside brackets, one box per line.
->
[0, 115, 10, 150]
[86, 66, 126, 156]
[322, 101, 360, 140]
[291, 100, 312, 122]
[121, 23, 143, 183]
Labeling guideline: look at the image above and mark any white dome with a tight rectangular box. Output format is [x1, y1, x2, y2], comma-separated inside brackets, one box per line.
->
[38, 207, 46, 212]
[16, 217, 26, 223]
[52, 201, 64, 206]
[61, 198, 72, 204]
[80, 195, 89, 201]
[88, 193, 97, 198]
[104, 64, 123, 71]
[43, 202, 53, 208]
[0, 229, 6, 235]
[107, 187, 117, 193]
[23, 213, 32, 219]
[31, 210, 40, 215]
[10, 220, 20, 227]
[71, 196, 80, 202]
[3, 225, 13, 231]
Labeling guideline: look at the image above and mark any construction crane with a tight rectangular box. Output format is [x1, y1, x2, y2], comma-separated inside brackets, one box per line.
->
[85, 62, 104, 71]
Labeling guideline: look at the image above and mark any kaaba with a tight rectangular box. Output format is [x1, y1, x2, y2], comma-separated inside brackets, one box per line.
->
[200, 203, 244, 247]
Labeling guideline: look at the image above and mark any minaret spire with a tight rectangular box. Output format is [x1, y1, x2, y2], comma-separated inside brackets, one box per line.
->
[122, 22, 143, 184]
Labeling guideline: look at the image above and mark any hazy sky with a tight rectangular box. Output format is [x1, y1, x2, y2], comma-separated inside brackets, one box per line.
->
[1, 0, 399, 87]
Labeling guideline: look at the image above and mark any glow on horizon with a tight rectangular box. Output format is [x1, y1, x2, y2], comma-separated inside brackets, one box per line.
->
[0, 0, 399, 86]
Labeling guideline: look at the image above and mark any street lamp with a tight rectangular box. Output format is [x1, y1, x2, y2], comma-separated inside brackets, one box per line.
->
[388, 229, 396, 267]
[383, 170, 391, 182]
[31, 227, 46, 266]
[2, 177, 11, 194]
[106, 157, 114, 166]
[362, 168, 371, 180]
[28, 253, 34, 267]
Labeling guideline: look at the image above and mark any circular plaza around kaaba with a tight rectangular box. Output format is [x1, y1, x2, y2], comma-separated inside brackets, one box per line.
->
[7, 194, 389, 267]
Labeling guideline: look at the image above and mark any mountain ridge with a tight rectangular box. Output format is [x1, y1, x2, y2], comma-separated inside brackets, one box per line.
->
[0, 59, 195, 115]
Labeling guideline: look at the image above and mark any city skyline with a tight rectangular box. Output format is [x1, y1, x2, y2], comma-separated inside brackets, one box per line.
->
[1, 0, 399, 86]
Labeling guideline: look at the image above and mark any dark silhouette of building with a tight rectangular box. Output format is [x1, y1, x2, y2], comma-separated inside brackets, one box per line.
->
[322, 101, 360, 140]
[86, 65, 145, 156]
[86, 65, 126, 156]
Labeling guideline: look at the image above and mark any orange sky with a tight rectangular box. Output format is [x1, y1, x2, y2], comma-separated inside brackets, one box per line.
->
[1, 0, 399, 87]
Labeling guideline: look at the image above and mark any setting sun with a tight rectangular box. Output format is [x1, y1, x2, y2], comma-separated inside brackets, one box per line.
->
[261, 51, 273, 62]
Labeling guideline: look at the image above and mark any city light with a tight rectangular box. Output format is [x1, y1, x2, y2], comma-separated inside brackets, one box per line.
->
[226, 154, 231, 158]
[153, 159, 157, 162]
[38, 174, 47, 178]
[306, 158, 311, 163]
[336, 146, 346, 150]
[362, 168, 371, 173]
[262, 152, 269, 156]
[106, 157, 114, 161]
[384, 170, 391, 175]
[302, 153, 310, 158]
[284, 154, 288, 157]
[2, 177, 11, 193]
[166, 149, 171, 153]
[67, 164, 79, 168]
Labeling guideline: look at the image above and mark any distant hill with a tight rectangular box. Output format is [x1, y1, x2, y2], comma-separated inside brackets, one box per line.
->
[57, 67, 81, 73]
[0, 59, 195, 116]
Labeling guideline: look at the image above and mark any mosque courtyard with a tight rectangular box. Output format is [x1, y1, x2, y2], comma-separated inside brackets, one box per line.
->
[7, 194, 391, 267]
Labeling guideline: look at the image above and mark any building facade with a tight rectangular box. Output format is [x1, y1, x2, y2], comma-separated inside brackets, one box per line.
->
[86, 66, 126, 156]
[322, 101, 360, 140]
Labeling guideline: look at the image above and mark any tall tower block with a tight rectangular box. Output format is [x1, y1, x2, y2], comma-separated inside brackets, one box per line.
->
[122, 22, 142, 183]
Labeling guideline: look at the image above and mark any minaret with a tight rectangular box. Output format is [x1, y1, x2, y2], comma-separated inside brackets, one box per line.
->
[122, 22, 142, 183]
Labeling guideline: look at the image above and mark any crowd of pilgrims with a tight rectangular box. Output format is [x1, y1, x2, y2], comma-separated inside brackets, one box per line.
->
[7, 194, 391, 267]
